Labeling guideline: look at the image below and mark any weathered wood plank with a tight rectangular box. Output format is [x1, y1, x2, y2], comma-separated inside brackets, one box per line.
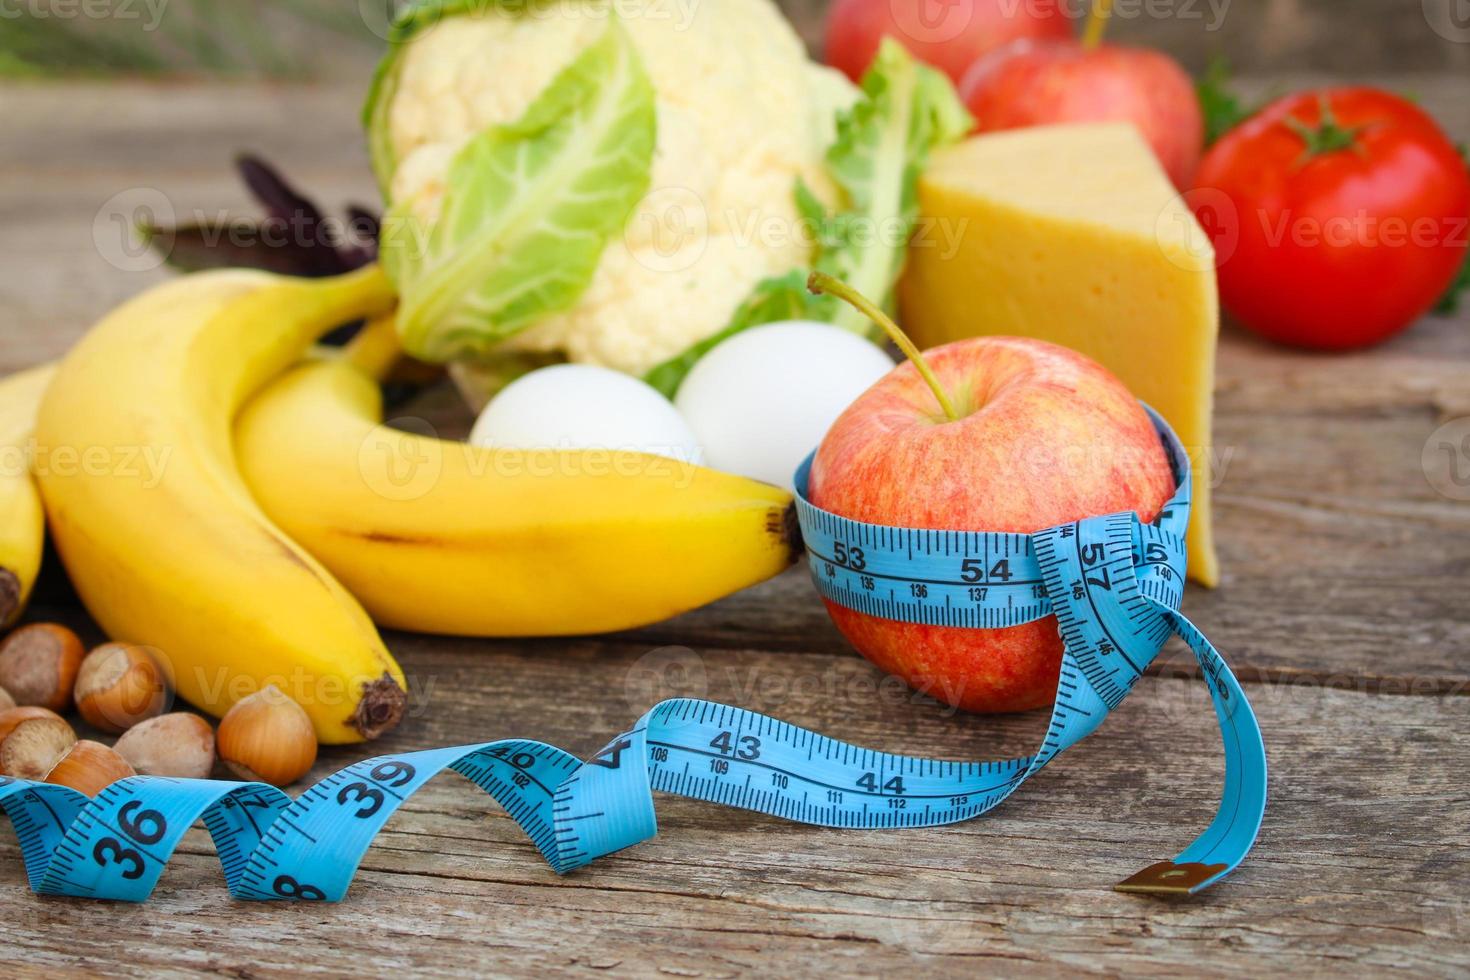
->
[3, 71, 1467, 369]
[2, 72, 1469, 976]
[0, 82, 379, 371]
[0, 640, 1464, 976]
[4, 78, 1469, 688]
[10, 0, 1465, 83]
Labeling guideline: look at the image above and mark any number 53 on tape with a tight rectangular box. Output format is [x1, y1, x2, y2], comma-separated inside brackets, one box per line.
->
[0, 407, 1265, 901]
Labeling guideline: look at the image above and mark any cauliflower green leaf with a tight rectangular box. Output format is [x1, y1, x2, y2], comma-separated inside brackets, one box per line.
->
[644, 40, 971, 394]
[379, 21, 657, 362]
[813, 38, 973, 336]
[362, 39, 406, 198]
[363, 0, 517, 194]
[644, 270, 814, 399]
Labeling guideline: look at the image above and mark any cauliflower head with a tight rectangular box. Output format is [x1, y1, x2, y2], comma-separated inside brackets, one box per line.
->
[373, 0, 857, 375]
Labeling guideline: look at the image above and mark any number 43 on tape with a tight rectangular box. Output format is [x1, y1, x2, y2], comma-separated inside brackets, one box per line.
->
[0, 407, 1264, 902]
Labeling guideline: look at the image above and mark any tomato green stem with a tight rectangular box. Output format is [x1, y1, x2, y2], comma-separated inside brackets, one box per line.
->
[807, 272, 960, 422]
[1284, 94, 1367, 163]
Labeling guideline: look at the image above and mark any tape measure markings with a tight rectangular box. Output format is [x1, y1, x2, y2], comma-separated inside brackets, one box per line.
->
[0, 405, 1264, 900]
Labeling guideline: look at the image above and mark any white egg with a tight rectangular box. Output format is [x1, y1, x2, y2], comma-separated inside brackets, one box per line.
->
[675, 321, 895, 489]
[470, 364, 702, 464]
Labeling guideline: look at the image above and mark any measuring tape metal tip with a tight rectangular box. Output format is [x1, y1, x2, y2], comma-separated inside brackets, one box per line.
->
[1114, 861, 1232, 895]
[0, 405, 1264, 902]
[790, 405, 1266, 894]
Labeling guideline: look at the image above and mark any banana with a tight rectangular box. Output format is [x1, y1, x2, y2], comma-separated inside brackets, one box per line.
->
[0, 365, 54, 628]
[233, 335, 800, 638]
[35, 266, 406, 744]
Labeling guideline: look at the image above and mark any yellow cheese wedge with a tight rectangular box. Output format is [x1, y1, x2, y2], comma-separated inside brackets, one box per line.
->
[900, 123, 1219, 586]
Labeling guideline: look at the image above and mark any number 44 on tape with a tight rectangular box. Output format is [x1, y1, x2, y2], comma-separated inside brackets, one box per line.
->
[0, 407, 1264, 901]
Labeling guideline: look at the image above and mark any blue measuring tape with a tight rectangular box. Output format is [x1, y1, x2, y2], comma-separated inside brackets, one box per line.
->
[0, 407, 1264, 901]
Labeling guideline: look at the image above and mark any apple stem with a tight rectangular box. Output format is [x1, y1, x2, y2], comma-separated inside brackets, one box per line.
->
[1082, 0, 1114, 49]
[807, 271, 960, 423]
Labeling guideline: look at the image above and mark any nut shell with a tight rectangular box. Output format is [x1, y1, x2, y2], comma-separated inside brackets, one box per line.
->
[74, 643, 168, 734]
[45, 740, 136, 797]
[0, 706, 77, 780]
[114, 712, 215, 779]
[217, 685, 317, 787]
[0, 623, 84, 712]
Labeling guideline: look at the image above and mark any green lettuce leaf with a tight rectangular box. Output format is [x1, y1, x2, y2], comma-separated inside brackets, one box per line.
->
[643, 39, 970, 394]
[813, 38, 972, 336]
[362, 38, 407, 200]
[380, 21, 656, 362]
[1434, 145, 1470, 316]
[449, 349, 569, 413]
[362, 0, 520, 195]
[644, 270, 814, 399]
[1197, 56, 1251, 147]
[1434, 256, 1469, 315]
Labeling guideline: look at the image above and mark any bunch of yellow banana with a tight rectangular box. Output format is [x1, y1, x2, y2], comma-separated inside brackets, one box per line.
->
[0, 264, 799, 741]
[234, 330, 797, 636]
[34, 267, 405, 744]
[0, 365, 52, 629]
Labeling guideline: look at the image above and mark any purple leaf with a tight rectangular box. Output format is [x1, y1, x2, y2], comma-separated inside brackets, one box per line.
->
[235, 153, 348, 278]
[140, 220, 332, 276]
[142, 154, 383, 282]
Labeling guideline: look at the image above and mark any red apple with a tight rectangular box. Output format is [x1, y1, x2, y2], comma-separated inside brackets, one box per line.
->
[824, 0, 1075, 86]
[959, 39, 1204, 188]
[808, 334, 1174, 713]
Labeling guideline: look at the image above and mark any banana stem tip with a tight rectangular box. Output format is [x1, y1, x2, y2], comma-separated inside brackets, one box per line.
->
[0, 568, 18, 627]
[352, 673, 408, 740]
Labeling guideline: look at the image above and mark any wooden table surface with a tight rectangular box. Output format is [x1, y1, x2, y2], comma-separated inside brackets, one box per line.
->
[2, 75, 1468, 977]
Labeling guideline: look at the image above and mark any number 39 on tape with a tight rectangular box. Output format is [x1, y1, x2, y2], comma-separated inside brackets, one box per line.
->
[0, 406, 1265, 902]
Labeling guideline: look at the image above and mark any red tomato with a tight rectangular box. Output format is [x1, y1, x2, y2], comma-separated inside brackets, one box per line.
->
[1192, 87, 1470, 350]
[823, 0, 1075, 86]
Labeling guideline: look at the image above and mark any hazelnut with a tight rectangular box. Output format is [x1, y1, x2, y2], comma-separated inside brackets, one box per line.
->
[0, 623, 84, 712]
[0, 706, 77, 780]
[74, 643, 167, 734]
[114, 712, 215, 779]
[44, 740, 135, 797]
[217, 685, 317, 786]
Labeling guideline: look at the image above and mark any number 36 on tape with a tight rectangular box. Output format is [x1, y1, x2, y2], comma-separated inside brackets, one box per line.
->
[0, 407, 1264, 902]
